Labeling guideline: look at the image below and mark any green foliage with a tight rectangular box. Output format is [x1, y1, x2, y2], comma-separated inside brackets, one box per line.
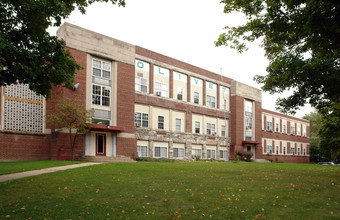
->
[234, 155, 240, 163]
[0, 0, 125, 98]
[0, 163, 339, 219]
[216, 0, 340, 114]
[0, 160, 82, 175]
[135, 157, 179, 163]
[48, 100, 91, 160]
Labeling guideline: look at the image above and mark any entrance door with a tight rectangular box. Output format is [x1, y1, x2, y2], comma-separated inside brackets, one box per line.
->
[96, 133, 106, 156]
[244, 144, 255, 159]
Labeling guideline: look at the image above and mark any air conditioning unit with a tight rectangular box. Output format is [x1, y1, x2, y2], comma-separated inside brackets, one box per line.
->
[155, 91, 162, 96]
[212, 132, 217, 136]
[135, 122, 141, 127]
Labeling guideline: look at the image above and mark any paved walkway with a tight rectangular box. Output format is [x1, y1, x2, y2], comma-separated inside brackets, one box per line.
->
[0, 162, 101, 183]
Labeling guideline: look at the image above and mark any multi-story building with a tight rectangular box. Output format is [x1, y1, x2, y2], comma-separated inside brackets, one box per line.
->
[0, 23, 310, 163]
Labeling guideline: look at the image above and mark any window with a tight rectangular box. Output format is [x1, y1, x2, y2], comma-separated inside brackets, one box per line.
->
[298, 148, 300, 155]
[291, 126, 295, 135]
[173, 148, 184, 158]
[177, 88, 183, 100]
[207, 95, 216, 108]
[245, 100, 252, 113]
[276, 146, 279, 154]
[220, 150, 228, 159]
[154, 147, 167, 158]
[245, 131, 252, 140]
[134, 112, 149, 127]
[303, 127, 306, 136]
[222, 99, 227, 110]
[93, 59, 111, 79]
[92, 84, 110, 106]
[291, 147, 295, 155]
[206, 123, 216, 135]
[175, 118, 181, 132]
[283, 146, 287, 155]
[155, 82, 168, 97]
[194, 92, 199, 104]
[137, 146, 148, 157]
[303, 148, 306, 156]
[135, 76, 148, 93]
[297, 126, 301, 136]
[245, 112, 252, 129]
[283, 125, 287, 133]
[195, 121, 200, 134]
[158, 116, 164, 129]
[192, 149, 202, 158]
[207, 150, 216, 159]
[275, 123, 279, 132]
[267, 145, 273, 154]
[221, 125, 226, 136]
[266, 121, 273, 131]
[92, 118, 110, 126]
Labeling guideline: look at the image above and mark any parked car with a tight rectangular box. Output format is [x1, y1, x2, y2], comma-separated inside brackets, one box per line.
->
[317, 162, 335, 165]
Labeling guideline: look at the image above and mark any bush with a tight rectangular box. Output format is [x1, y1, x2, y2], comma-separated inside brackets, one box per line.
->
[236, 151, 253, 162]
[234, 155, 240, 163]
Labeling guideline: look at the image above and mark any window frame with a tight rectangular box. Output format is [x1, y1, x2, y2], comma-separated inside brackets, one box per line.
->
[194, 92, 199, 104]
[135, 76, 148, 93]
[207, 149, 216, 159]
[173, 148, 184, 158]
[206, 95, 216, 108]
[137, 145, 148, 157]
[154, 146, 167, 158]
[177, 87, 183, 101]
[158, 115, 165, 130]
[175, 118, 181, 132]
[206, 123, 216, 135]
[266, 121, 273, 131]
[267, 145, 273, 154]
[195, 121, 200, 134]
[134, 112, 149, 128]
[92, 59, 111, 79]
[154, 82, 168, 97]
[92, 84, 111, 107]
[221, 125, 226, 137]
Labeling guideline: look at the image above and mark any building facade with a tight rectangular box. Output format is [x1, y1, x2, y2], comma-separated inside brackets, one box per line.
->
[0, 23, 310, 163]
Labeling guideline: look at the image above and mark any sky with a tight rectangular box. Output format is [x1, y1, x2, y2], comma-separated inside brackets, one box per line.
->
[48, 0, 313, 118]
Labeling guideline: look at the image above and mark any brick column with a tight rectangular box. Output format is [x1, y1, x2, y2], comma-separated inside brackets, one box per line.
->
[203, 80, 206, 106]
[149, 64, 154, 94]
[217, 85, 220, 109]
[186, 110, 192, 133]
[169, 69, 173, 99]
[187, 75, 191, 102]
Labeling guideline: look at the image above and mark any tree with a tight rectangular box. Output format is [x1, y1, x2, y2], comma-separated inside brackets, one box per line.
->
[0, 0, 125, 98]
[48, 100, 91, 160]
[216, 0, 340, 114]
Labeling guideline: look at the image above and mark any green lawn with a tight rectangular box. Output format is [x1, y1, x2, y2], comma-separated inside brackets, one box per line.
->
[0, 160, 82, 175]
[0, 162, 339, 219]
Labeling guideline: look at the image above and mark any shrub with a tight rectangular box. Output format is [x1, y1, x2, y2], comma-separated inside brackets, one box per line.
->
[234, 155, 240, 163]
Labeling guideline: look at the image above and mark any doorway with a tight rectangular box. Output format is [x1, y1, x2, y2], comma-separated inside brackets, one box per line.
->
[96, 133, 106, 156]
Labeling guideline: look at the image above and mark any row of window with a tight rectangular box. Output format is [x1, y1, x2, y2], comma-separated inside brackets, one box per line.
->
[265, 121, 307, 136]
[137, 145, 228, 159]
[266, 145, 307, 156]
[135, 111, 227, 136]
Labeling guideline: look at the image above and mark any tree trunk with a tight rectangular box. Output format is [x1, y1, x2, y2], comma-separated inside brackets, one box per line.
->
[69, 128, 74, 161]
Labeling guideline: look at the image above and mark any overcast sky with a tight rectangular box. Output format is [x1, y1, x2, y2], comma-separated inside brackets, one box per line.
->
[49, 0, 313, 118]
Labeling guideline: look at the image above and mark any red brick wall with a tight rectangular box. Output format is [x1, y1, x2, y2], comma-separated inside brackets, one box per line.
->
[0, 133, 50, 161]
[49, 133, 86, 160]
[230, 95, 244, 146]
[116, 137, 137, 157]
[0, 86, 2, 128]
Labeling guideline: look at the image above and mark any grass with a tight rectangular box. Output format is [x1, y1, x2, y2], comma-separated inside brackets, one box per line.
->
[0, 160, 82, 175]
[0, 162, 339, 219]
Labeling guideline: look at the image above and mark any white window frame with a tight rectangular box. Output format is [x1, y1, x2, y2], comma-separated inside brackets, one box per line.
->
[207, 149, 216, 159]
[154, 146, 167, 158]
[154, 82, 168, 97]
[192, 149, 202, 158]
[297, 126, 301, 136]
[221, 125, 226, 136]
[303, 127, 307, 136]
[158, 115, 165, 130]
[134, 112, 149, 128]
[194, 92, 199, 104]
[275, 123, 279, 132]
[137, 145, 148, 157]
[173, 148, 184, 158]
[92, 84, 111, 107]
[175, 118, 181, 132]
[283, 146, 287, 155]
[275, 146, 279, 154]
[207, 95, 216, 108]
[219, 150, 227, 159]
[267, 145, 273, 154]
[92, 59, 111, 79]
[266, 121, 273, 131]
[177, 87, 183, 101]
[283, 125, 287, 133]
[206, 123, 216, 135]
[291, 146, 295, 155]
[135, 76, 148, 93]
[291, 126, 296, 135]
[195, 121, 200, 134]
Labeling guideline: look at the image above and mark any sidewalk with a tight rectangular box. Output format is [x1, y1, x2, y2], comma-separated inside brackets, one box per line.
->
[0, 162, 101, 183]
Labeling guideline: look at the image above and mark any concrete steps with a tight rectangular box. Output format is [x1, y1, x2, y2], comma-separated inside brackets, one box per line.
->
[80, 156, 136, 163]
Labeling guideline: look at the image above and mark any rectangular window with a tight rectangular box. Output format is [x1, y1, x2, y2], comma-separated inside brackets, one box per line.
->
[221, 125, 226, 136]
[245, 112, 253, 129]
[175, 118, 181, 132]
[266, 122, 273, 131]
[223, 99, 227, 110]
[92, 118, 110, 126]
[154, 147, 167, 158]
[267, 145, 273, 154]
[245, 100, 252, 113]
[93, 59, 111, 79]
[192, 149, 202, 158]
[195, 121, 200, 134]
[92, 84, 110, 106]
[207, 95, 216, 108]
[303, 148, 306, 156]
[135, 76, 148, 93]
[298, 148, 300, 155]
[297, 126, 301, 136]
[207, 150, 216, 159]
[291, 147, 295, 155]
[276, 146, 279, 154]
[134, 112, 149, 128]
[173, 148, 184, 158]
[283, 146, 287, 155]
[155, 82, 168, 97]
[206, 123, 216, 135]
[194, 92, 199, 104]
[275, 123, 279, 132]
[303, 127, 306, 136]
[137, 145, 148, 157]
[283, 125, 287, 133]
[158, 116, 164, 129]
[177, 88, 183, 100]
[219, 150, 227, 159]
[291, 126, 295, 135]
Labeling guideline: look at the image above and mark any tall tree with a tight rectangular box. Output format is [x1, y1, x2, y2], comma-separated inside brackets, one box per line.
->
[48, 100, 92, 160]
[0, 0, 125, 98]
[216, 0, 340, 114]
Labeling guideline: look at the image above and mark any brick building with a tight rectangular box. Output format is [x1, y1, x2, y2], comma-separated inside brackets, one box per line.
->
[0, 23, 310, 163]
